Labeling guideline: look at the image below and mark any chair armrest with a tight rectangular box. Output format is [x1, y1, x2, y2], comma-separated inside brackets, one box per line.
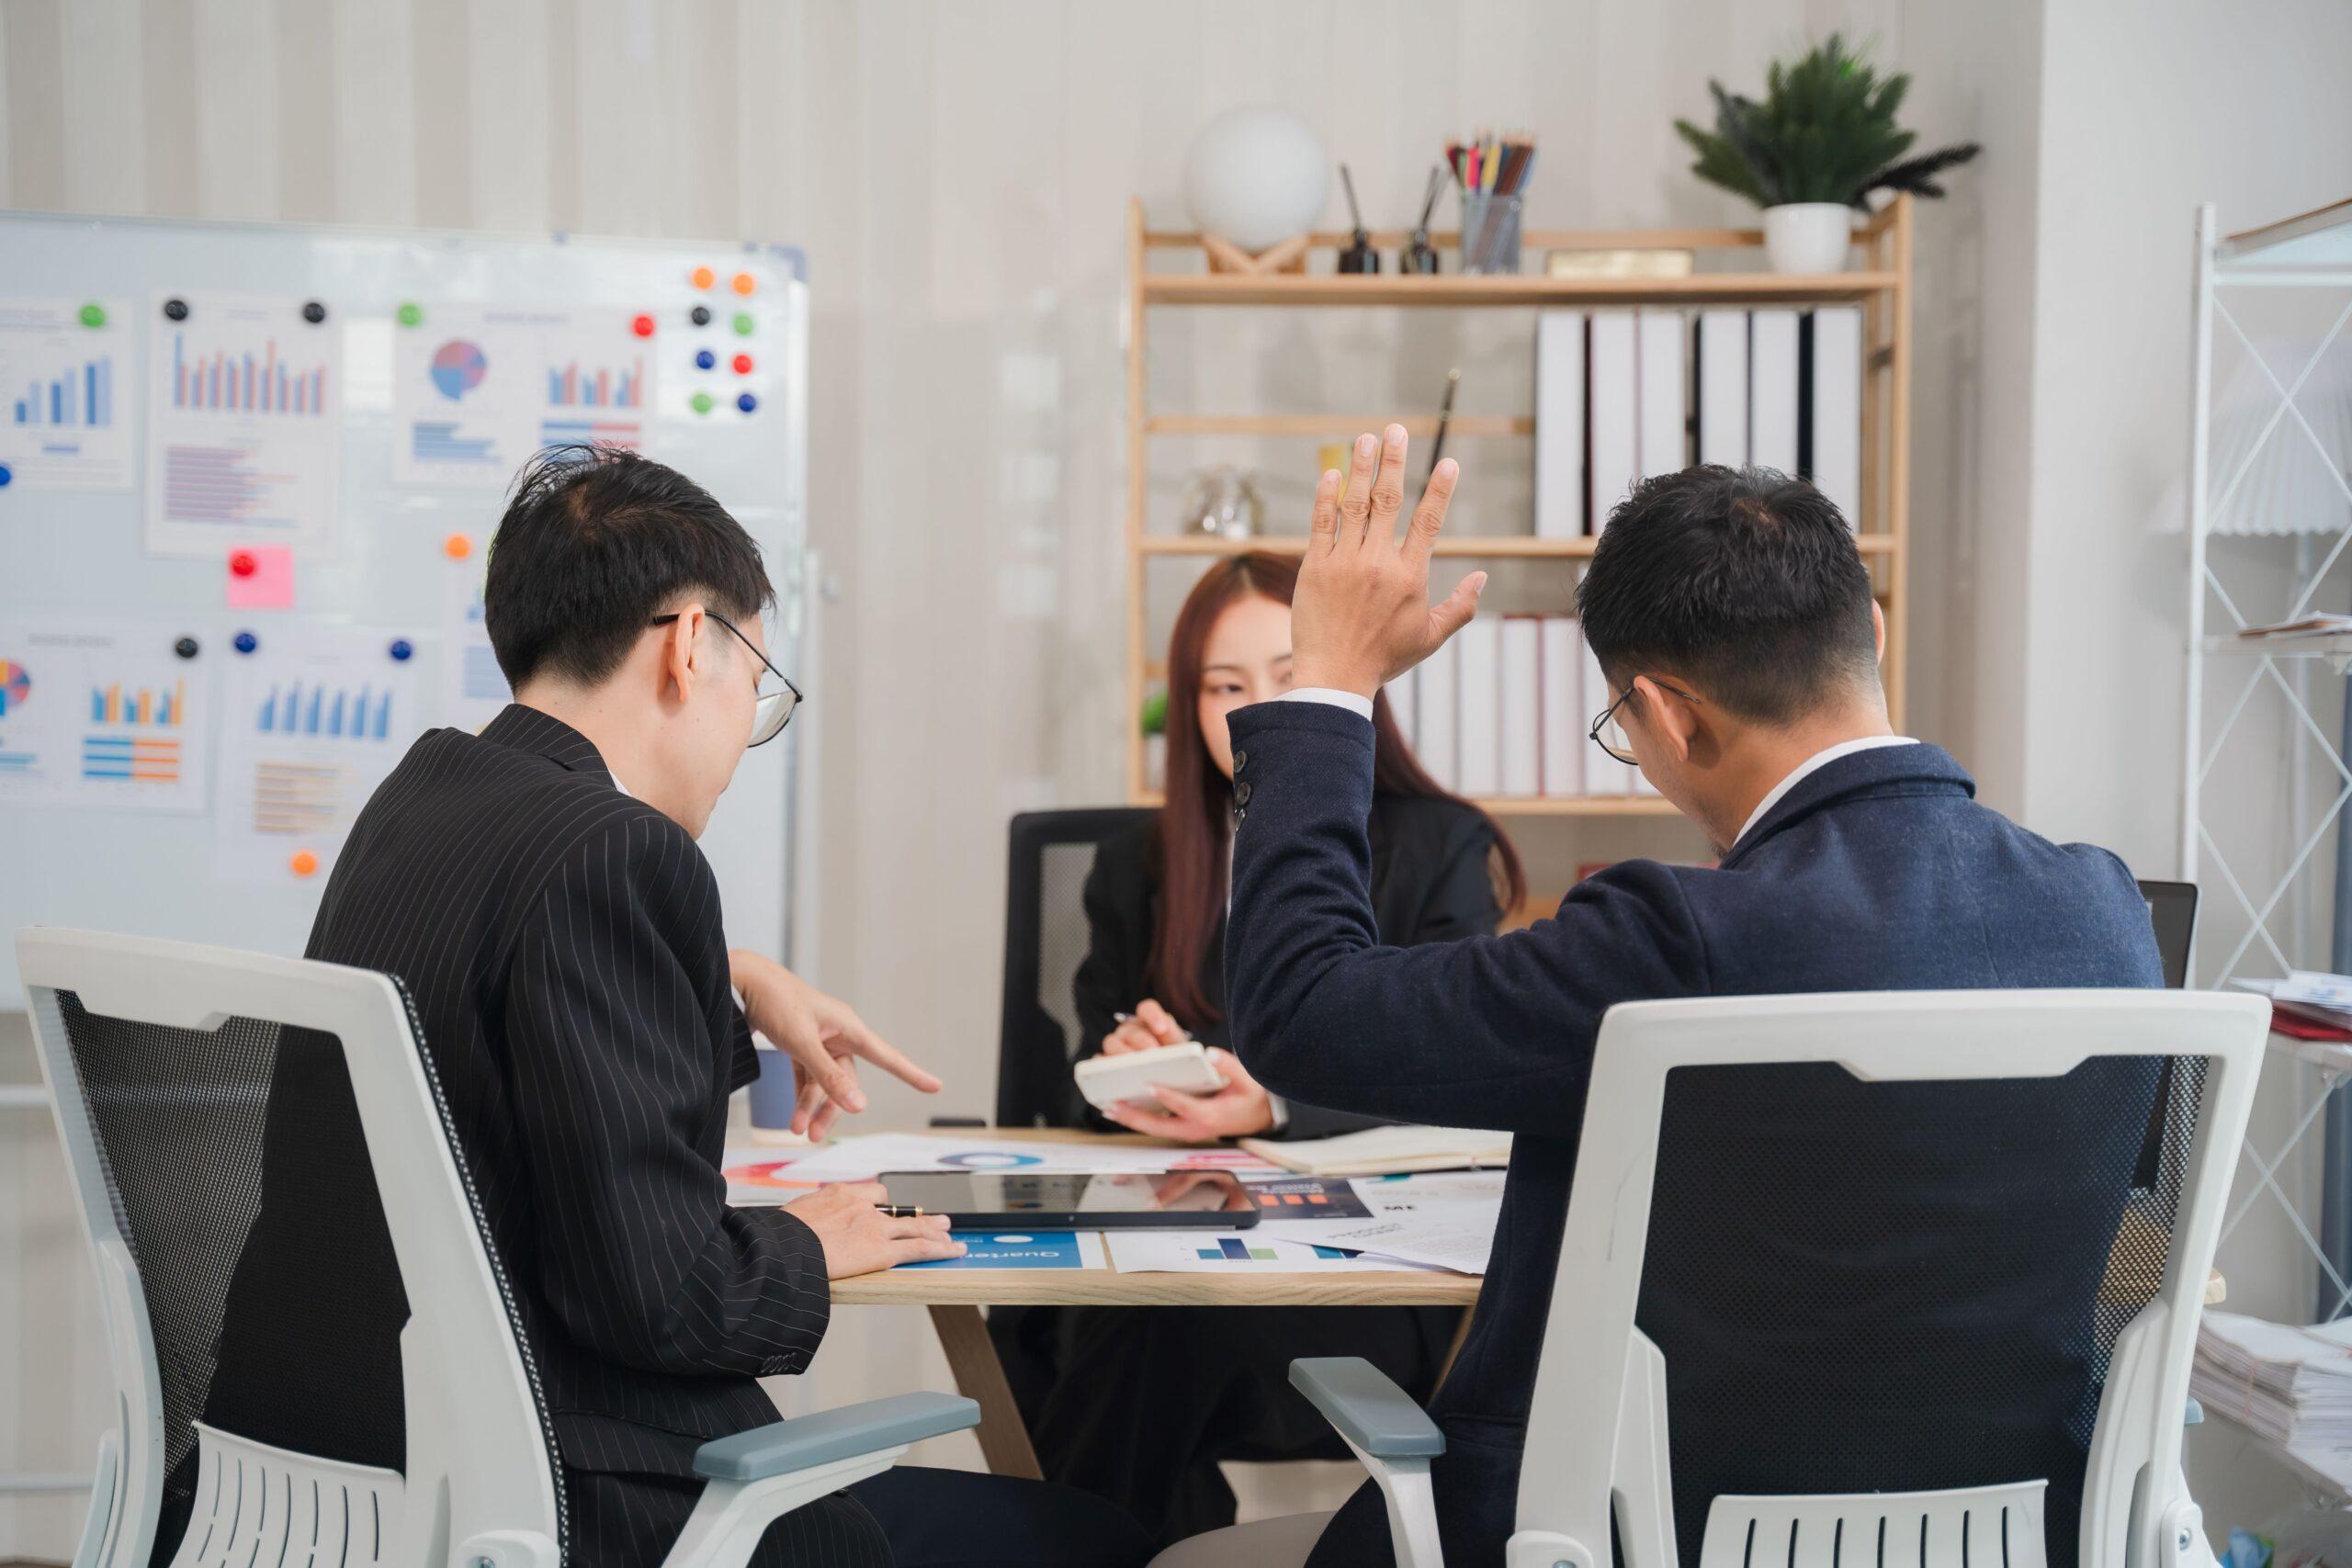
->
[1290, 1358, 1445, 1460]
[694, 1393, 980, 1483]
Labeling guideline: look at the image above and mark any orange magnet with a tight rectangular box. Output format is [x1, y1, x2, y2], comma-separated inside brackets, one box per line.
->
[690, 265, 716, 289]
[443, 533, 473, 560]
[289, 850, 321, 877]
[730, 272, 756, 296]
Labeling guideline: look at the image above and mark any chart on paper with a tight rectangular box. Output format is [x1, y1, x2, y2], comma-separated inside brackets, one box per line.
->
[0, 299, 135, 489]
[145, 293, 343, 554]
[0, 621, 211, 812]
[390, 304, 657, 486]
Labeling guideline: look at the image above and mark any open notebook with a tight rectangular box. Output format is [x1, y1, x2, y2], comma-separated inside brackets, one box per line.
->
[1238, 1123, 1513, 1179]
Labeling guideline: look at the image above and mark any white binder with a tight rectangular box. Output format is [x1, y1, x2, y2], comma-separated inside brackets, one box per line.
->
[1456, 616, 1503, 797]
[1540, 615, 1583, 798]
[1418, 635, 1461, 791]
[1533, 310, 1586, 539]
[1588, 313, 1638, 532]
[1696, 310, 1749, 468]
[1499, 616, 1542, 797]
[1749, 309, 1801, 476]
[1636, 310, 1687, 481]
[1809, 306, 1863, 526]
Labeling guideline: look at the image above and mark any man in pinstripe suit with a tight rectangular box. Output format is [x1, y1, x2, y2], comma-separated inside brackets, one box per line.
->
[197, 448, 1150, 1568]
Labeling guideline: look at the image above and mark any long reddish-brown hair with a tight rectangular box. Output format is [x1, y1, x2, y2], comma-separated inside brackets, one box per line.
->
[1148, 550, 1526, 1026]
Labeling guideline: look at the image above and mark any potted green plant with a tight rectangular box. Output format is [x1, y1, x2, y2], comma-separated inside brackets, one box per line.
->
[1675, 35, 1980, 275]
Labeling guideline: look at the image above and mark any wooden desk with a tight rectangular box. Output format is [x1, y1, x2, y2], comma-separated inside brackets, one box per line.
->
[818, 1128, 1478, 1478]
[814, 1130, 2228, 1479]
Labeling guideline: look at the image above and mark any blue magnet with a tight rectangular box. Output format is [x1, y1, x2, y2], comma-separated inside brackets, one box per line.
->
[389, 637, 414, 662]
[233, 630, 259, 655]
[0, 463, 11, 488]
[695, 348, 718, 370]
[736, 392, 758, 413]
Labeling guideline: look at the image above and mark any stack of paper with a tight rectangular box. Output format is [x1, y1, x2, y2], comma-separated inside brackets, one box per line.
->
[2191, 1312, 2352, 1448]
[2232, 974, 2352, 1041]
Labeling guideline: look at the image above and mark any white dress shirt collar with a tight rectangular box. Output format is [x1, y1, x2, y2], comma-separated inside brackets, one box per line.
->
[1735, 735, 1917, 846]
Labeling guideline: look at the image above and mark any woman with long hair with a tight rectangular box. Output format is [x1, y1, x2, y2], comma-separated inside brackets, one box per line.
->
[1024, 549, 1523, 1546]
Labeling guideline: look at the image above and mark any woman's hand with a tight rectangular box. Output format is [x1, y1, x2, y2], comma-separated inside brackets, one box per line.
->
[1101, 997, 1188, 1055]
[1102, 1046, 1274, 1143]
[785, 1181, 965, 1277]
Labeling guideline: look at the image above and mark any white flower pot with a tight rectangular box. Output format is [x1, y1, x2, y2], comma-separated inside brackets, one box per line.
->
[1763, 203, 1854, 275]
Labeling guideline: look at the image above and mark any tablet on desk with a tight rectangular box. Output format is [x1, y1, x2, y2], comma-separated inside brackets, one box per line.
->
[876, 1169, 1261, 1231]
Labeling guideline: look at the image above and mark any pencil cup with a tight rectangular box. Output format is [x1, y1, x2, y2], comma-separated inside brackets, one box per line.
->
[748, 1049, 797, 1130]
[1458, 191, 1524, 275]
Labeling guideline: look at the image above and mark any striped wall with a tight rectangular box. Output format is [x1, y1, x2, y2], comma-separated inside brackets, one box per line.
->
[1, 1, 2002, 1553]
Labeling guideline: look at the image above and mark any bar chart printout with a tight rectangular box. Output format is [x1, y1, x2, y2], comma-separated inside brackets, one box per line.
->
[215, 627, 418, 884]
[392, 305, 657, 485]
[145, 292, 342, 554]
[0, 622, 210, 812]
[0, 298, 136, 489]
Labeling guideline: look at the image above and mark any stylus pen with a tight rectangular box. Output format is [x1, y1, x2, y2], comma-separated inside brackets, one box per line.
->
[1114, 1010, 1196, 1043]
[877, 1205, 928, 1219]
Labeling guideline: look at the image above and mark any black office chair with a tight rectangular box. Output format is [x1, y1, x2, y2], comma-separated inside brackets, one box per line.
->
[994, 807, 1153, 1128]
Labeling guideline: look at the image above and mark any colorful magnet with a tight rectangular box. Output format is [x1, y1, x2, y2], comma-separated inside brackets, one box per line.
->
[174, 637, 200, 660]
[731, 272, 756, 296]
[0, 463, 12, 489]
[443, 533, 473, 560]
[397, 302, 424, 327]
[731, 312, 754, 336]
[690, 305, 712, 327]
[731, 353, 753, 374]
[691, 391, 715, 415]
[389, 637, 414, 662]
[289, 850, 321, 878]
[163, 298, 189, 321]
[233, 630, 259, 655]
[691, 266, 716, 290]
[79, 303, 107, 328]
[302, 300, 328, 324]
[695, 349, 717, 370]
[230, 549, 257, 578]
[736, 392, 758, 414]
[631, 313, 656, 338]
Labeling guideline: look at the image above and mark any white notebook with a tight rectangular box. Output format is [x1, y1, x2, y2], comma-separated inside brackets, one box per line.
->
[1809, 306, 1863, 526]
[1540, 615, 1583, 798]
[1636, 310, 1687, 481]
[1696, 310, 1749, 468]
[1455, 616, 1502, 797]
[1588, 312, 1637, 532]
[1498, 616, 1542, 797]
[1238, 1123, 1514, 1179]
[1749, 309, 1801, 476]
[1417, 636, 1461, 791]
[1533, 310, 1586, 539]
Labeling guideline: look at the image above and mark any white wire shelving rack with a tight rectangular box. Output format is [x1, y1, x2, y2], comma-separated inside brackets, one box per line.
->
[2183, 195, 2352, 1504]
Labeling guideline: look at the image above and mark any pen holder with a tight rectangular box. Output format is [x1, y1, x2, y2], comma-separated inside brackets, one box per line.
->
[1458, 191, 1524, 275]
[747, 1048, 797, 1130]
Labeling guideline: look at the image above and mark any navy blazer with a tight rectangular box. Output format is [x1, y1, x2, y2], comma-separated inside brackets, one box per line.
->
[1222, 701, 2164, 1568]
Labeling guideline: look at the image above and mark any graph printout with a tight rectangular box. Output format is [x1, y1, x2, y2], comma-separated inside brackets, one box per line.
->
[0, 299, 136, 490]
[0, 620, 210, 813]
[390, 304, 655, 487]
[145, 293, 343, 555]
[214, 626, 419, 883]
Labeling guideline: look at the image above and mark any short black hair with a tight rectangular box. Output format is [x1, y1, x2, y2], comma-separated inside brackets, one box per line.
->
[1576, 466, 1877, 724]
[483, 446, 774, 688]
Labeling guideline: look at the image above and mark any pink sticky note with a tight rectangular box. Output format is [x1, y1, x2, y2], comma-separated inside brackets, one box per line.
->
[226, 545, 296, 609]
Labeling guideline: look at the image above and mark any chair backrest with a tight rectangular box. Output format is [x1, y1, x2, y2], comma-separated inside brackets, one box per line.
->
[995, 807, 1153, 1127]
[17, 929, 563, 1568]
[1507, 989, 2266, 1568]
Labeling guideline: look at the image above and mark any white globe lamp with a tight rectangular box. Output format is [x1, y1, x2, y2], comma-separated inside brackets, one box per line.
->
[1182, 107, 1330, 259]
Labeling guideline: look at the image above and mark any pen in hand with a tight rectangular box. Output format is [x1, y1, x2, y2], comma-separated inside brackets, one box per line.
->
[1114, 1010, 1197, 1043]
[876, 1205, 928, 1219]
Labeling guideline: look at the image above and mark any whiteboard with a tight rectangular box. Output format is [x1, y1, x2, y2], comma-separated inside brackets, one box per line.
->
[0, 211, 810, 1008]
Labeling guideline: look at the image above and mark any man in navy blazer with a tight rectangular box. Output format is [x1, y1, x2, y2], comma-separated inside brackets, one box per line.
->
[1216, 434, 2163, 1568]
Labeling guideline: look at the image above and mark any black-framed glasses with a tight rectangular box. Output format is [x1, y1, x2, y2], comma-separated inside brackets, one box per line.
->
[1589, 676, 1702, 766]
[650, 611, 803, 746]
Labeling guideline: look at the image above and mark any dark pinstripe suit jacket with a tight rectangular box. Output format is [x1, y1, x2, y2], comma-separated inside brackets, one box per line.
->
[203, 705, 854, 1559]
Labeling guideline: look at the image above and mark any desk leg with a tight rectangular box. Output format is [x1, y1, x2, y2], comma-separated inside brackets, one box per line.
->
[1432, 1303, 1476, 1394]
[926, 1304, 1044, 1481]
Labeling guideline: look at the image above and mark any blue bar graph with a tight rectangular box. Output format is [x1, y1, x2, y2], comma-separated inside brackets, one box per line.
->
[13, 355, 112, 428]
[256, 680, 393, 741]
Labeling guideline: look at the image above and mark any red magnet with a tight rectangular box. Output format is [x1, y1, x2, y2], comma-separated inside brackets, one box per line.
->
[631, 313, 656, 337]
[231, 549, 257, 578]
[731, 353, 753, 374]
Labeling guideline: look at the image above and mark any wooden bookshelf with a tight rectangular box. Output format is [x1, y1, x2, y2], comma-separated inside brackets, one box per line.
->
[1122, 195, 1915, 807]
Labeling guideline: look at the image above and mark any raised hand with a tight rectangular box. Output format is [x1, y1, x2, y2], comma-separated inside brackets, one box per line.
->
[1290, 423, 1485, 699]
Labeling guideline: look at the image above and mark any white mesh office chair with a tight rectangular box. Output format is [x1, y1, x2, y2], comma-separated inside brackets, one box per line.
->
[1153, 988, 2267, 1568]
[17, 928, 978, 1568]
